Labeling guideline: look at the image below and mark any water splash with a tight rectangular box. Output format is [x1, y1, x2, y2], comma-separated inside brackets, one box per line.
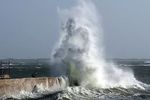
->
[51, 0, 147, 88]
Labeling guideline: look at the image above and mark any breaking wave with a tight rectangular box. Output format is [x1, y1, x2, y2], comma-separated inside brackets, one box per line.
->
[51, 0, 149, 89]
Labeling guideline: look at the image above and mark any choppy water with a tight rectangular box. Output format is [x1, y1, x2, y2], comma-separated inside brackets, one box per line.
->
[55, 86, 150, 100]
[36, 62, 150, 100]
[40, 64, 150, 100]
[1, 60, 149, 100]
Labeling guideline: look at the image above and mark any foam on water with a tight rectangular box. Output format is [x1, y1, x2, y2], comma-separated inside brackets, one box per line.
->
[51, 0, 148, 88]
[57, 86, 150, 100]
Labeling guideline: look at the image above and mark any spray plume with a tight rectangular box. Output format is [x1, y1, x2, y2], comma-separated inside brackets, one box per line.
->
[51, 0, 145, 88]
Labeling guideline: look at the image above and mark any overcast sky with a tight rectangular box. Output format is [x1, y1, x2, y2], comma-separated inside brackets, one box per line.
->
[0, 0, 150, 59]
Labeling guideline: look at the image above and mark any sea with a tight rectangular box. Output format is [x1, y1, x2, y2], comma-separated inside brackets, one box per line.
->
[1, 58, 150, 100]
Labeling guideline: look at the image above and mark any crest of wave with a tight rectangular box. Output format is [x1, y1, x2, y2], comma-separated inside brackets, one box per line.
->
[51, 0, 146, 89]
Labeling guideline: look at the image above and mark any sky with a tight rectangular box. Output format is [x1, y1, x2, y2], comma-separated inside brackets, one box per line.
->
[0, 0, 150, 59]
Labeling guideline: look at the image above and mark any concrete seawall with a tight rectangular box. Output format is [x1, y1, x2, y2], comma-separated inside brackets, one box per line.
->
[0, 76, 68, 99]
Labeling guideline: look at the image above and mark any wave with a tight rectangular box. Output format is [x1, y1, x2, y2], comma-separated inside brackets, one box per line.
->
[51, 0, 149, 89]
[57, 86, 150, 100]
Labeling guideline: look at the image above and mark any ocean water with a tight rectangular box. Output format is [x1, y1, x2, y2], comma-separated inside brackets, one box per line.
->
[1, 59, 150, 100]
[34, 60, 150, 100]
